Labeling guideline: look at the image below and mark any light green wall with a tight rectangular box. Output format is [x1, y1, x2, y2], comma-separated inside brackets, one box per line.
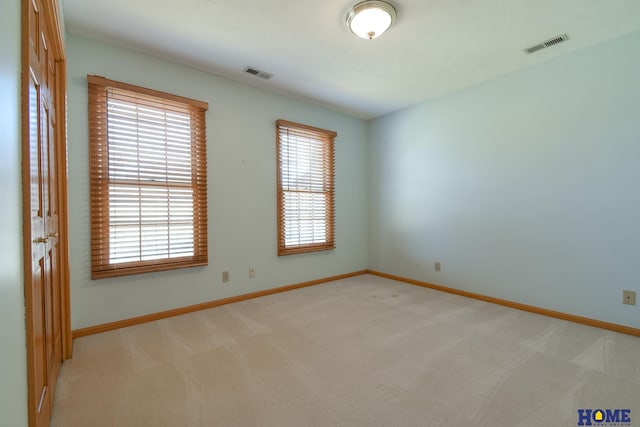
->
[66, 33, 369, 329]
[368, 30, 640, 328]
[0, 0, 28, 424]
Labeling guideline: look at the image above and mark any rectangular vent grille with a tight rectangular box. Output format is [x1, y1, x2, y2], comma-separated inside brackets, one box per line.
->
[243, 66, 273, 80]
[524, 33, 569, 55]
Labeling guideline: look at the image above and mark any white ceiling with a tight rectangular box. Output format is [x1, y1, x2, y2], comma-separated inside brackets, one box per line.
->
[62, 0, 640, 119]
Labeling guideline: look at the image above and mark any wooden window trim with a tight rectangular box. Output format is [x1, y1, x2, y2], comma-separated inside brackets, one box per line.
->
[276, 119, 336, 256]
[87, 75, 208, 110]
[88, 75, 209, 279]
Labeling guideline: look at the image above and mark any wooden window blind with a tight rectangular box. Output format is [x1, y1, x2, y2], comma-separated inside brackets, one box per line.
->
[88, 75, 208, 279]
[276, 119, 336, 256]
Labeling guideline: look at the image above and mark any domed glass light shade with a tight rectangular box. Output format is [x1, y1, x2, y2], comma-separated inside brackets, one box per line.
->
[346, 1, 397, 40]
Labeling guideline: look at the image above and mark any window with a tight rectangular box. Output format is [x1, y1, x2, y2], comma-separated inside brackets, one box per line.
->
[87, 75, 208, 279]
[276, 119, 336, 255]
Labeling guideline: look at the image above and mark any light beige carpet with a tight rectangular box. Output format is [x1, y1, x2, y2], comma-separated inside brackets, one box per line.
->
[52, 275, 640, 427]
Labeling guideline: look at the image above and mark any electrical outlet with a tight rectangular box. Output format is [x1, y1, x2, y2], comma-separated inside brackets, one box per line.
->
[434, 261, 441, 272]
[623, 290, 636, 306]
[249, 267, 256, 278]
[222, 271, 230, 283]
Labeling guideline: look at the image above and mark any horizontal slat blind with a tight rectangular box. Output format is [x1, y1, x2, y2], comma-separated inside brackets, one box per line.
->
[88, 75, 208, 279]
[276, 119, 336, 256]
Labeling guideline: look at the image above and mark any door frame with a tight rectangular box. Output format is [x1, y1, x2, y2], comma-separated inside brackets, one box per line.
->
[21, 0, 72, 425]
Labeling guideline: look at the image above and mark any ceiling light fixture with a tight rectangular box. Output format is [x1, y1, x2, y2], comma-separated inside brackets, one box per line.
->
[346, 1, 397, 40]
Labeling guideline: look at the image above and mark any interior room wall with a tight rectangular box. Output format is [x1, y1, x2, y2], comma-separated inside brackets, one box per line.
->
[368, 30, 640, 328]
[0, 0, 29, 424]
[66, 33, 368, 330]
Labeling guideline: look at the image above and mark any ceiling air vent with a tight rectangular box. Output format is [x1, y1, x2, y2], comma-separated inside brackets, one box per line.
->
[523, 34, 569, 55]
[243, 66, 273, 80]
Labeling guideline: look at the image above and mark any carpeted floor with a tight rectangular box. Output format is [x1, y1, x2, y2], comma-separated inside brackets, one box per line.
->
[52, 274, 640, 426]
